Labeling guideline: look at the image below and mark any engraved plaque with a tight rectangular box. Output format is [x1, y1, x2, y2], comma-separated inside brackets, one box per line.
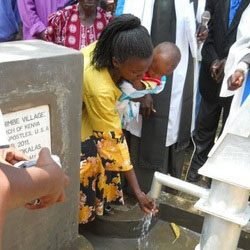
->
[3, 105, 51, 159]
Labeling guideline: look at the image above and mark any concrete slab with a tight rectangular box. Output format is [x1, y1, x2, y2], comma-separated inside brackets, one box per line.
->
[79, 204, 158, 238]
[81, 220, 199, 250]
[61, 235, 94, 250]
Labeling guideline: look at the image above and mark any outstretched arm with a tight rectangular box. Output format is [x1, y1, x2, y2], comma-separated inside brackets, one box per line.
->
[83, 90, 157, 214]
[0, 148, 69, 247]
[0, 148, 69, 210]
[124, 169, 157, 214]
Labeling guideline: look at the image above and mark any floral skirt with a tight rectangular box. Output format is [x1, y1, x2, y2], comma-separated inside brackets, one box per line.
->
[79, 138, 124, 224]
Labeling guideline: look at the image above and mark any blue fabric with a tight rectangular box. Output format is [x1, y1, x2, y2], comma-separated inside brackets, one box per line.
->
[119, 76, 167, 101]
[115, 0, 125, 16]
[241, 71, 250, 105]
[228, 0, 242, 26]
[0, 0, 20, 42]
[118, 76, 167, 124]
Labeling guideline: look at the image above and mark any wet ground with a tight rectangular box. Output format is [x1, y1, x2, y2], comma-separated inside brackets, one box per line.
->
[81, 220, 199, 250]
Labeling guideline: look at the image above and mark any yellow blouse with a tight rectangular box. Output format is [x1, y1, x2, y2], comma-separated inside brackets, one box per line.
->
[81, 44, 133, 172]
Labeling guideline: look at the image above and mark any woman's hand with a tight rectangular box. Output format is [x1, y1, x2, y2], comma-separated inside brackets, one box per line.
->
[135, 191, 158, 215]
[124, 169, 158, 215]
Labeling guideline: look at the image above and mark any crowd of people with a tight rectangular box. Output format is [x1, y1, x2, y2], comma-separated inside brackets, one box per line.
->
[0, 0, 115, 46]
[1, 0, 250, 247]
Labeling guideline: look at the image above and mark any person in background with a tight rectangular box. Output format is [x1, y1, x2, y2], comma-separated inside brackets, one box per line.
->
[0, 147, 69, 248]
[187, 0, 250, 183]
[17, 0, 70, 40]
[100, 0, 116, 14]
[79, 14, 157, 224]
[45, 0, 112, 50]
[0, 0, 20, 42]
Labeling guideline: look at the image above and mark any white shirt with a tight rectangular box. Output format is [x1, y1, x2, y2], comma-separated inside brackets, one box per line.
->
[165, 0, 197, 146]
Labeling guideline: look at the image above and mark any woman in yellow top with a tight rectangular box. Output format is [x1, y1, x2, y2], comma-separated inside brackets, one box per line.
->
[79, 14, 157, 224]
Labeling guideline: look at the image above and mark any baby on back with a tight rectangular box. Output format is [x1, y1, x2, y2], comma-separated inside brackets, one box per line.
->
[117, 42, 181, 137]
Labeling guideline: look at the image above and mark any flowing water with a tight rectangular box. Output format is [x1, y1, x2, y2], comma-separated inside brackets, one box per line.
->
[137, 213, 153, 250]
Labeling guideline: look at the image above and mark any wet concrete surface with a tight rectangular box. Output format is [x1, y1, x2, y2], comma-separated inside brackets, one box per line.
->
[79, 197, 158, 239]
[62, 235, 94, 250]
[81, 220, 199, 250]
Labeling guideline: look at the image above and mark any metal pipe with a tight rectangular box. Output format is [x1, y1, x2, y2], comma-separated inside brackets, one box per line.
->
[196, 180, 250, 250]
[149, 171, 250, 250]
[207, 180, 249, 215]
[196, 215, 242, 250]
[149, 171, 209, 200]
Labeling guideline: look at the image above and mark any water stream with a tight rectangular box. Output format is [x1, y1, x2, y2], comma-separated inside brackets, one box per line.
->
[137, 213, 153, 250]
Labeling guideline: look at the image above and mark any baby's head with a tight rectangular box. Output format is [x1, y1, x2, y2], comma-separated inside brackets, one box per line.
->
[147, 42, 181, 78]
